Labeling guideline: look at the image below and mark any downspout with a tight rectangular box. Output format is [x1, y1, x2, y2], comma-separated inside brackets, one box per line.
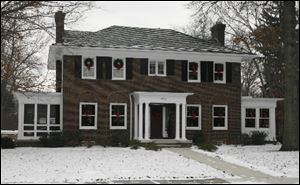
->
[129, 93, 133, 140]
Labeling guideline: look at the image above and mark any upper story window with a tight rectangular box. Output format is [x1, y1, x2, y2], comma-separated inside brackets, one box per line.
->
[212, 105, 228, 130]
[112, 58, 126, 80]
[214, 63, 225, 83]
[259, 108, 269, 128]
[148, 60, 166, 76]
[245, 108, 256, 128]
[79, 102, 97, 130]
[110, 103, 127, 129]
[82, 57, 96, 79]
[188, 61, 200, 82]
[186, 105, 201, 130]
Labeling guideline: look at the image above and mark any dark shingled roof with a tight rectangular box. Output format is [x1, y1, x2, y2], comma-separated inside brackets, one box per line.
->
[62, 25, 250, 54]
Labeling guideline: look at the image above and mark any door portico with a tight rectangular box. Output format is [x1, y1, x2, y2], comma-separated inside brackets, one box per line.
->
[131, 92, 193, 141]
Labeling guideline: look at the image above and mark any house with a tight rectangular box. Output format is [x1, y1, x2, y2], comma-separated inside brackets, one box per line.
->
[8, 11, 282, 145]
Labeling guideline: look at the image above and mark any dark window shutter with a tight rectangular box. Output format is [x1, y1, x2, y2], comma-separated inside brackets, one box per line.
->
[56, 60, 62, 92]
[97, 57, 112, 79]
[181, 60, 187, 81]
[207, 61, 214, 82]
[74, 56, 82, 79]
[226, 62, 233, 83]
[166, 60, 175, 76]
[140, 58, 148, 75]
[126, 58, 133, 80]
[201, 61, 214, 82]
[96, 57, 102, 79]
[232, 63, 241, 84]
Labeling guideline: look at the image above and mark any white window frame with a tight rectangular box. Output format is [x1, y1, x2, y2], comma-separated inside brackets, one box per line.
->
[213, 62, 226, 83]
[186, 104, 202, 130]
[148, 60, 166, 76]
[79, 102, 98, 130]
[187, 61, 201, 83]
[110, 103, 127, 130]
[112, 58, 126, 80]
[212, 105, 228, 130]
[82, 56, 96, 80]
[259, 108, 270, 128]
[245, 108, 256, 128]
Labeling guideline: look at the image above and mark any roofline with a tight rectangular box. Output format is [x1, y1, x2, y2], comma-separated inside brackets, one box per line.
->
[48, 45, 258, 70]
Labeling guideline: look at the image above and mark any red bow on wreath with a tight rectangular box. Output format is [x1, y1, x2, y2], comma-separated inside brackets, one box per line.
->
[115, 112, 121, 121]
[190, 63, 198, 75]
[192, 112, 197, 120]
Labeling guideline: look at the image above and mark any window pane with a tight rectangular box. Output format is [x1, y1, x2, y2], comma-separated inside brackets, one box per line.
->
[112, 117, 125, 127]
[24, 126, 34, 130]
[150, 61, 156, 74]
[82, 116, 95, 127]
[214, 107, 225, 117]
[245, 119, 255, 128]
[113, 68, 124, 78]
[37, 104, 47, 125]
[215, 64, 224, 72]
[24, 104, 34, 124]
[187, 106, 199, 117]
[187, 117, 199, 127]
[214, 118, 225, 127]
[214, 73, 223, 81]
[50, 126, 60, 131]
[50, 105, 60, 125]
[83, 66, 95, 77]
[157, 62, 165, 74]
[24, 132, 34, 137]
[37, 126, 47, 130]
[260, 109, 269, 118]
[112, 105, 125, 115]
[246, 109, 256, 117]
[188, 62, 199, 80]
[189, 72, 198, 80]
[259, 119, 269, 128]
[37, 132, 48, 137]
[82, 104, 95, 115]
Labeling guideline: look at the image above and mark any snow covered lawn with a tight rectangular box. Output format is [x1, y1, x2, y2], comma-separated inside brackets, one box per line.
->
[192, 144, 299, 178]
[1, 146, 232, 184]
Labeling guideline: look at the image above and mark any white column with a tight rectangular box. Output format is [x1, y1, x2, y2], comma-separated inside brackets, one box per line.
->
[144, 102, 150, 140]
[138, 103, 144, 140]
[134, 103, 138, 140]
[269, 108, 276, 141]
[181, 104, 186, 140]
[175, 103, 180, 140]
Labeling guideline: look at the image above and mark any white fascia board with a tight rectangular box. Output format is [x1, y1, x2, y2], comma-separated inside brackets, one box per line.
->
[14, 92, 62, 104]
[48, 45, 258, 70]
[241, 97, 284, 108]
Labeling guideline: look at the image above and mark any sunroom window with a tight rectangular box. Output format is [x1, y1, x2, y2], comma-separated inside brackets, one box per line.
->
[188, 61, 200, 82]
[112, 58, 126, 80]
[110, 103, 127, 129]
[186, 105, 201, 130]
[245, 108, 256, 128]
[82, 57, 96, 79]
[213, 105, 228, 130]
[259, 108, 269, 128]
[80, 103, 97, 129]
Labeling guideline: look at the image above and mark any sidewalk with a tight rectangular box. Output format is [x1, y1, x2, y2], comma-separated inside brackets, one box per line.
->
[166, 148, 299, 184]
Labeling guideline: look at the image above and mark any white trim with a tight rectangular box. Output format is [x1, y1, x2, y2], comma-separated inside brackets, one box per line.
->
[112, 58, 126, 80]
[48, 45, 257, 69]
[81, 56, 97, 80]
[110, 103, 127, 130]
[79, 102, 98, 130]
[186, 104, 202, 130]
[187, 61, 201, 83]
[244, 108, 256, 128]
[162, 106, 168, 138]
[212, 105, 228, 130]
[148, 59, 166, 76]
[213, 62, 226, 83]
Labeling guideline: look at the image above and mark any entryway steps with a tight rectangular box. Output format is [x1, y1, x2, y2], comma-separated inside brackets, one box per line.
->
[144, 139, 193, 148]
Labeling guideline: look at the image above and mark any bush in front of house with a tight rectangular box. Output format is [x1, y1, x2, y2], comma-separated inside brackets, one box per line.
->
[192, 131, 217, 152]
[192, 131, 206, 145]
[197, 142, 218, 152]
[39, 132, 65, 147]
[142, 142, 162, 151]
[251, 131, 268, 145]
[1, 137, 16, 149]
[241, 133, 251, 145]
[110, 131, 130, 147]
[63, 130, 82, 146]
[129, 139, 141, 150]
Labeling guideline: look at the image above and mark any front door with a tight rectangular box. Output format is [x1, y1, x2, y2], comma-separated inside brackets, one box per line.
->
[150, 105, 163, 139]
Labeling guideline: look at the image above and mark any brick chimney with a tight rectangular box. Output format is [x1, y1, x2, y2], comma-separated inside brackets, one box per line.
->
[211, 22, 226, 46]
[55, 11, 66, 43]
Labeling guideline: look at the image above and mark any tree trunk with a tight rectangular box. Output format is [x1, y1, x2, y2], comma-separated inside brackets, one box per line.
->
[280, 1, 299, 151]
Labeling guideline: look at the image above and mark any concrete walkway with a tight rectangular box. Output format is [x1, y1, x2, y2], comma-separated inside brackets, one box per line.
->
[166, 148, 299, 184]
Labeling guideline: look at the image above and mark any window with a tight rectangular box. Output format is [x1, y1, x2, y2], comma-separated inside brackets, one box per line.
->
[188, 61, 200, 82]
[186, 105, 201, 130]
[80, 103, 97, 129]
[245, 108, 256, 128]
[148, 60, 166, 76]
[112, 58, 126, 80]
[110, 103, 127, 129]
[212, 105, 228, 130]
[259, 108, 269, 128]
[82, 57, 96, 79]
[214, 63, 225, 83]
[22, 104, 61, 138]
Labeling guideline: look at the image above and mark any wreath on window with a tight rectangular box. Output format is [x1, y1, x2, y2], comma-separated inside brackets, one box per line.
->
[84, 58, 94, 70]
[114, 59, 124, 70]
